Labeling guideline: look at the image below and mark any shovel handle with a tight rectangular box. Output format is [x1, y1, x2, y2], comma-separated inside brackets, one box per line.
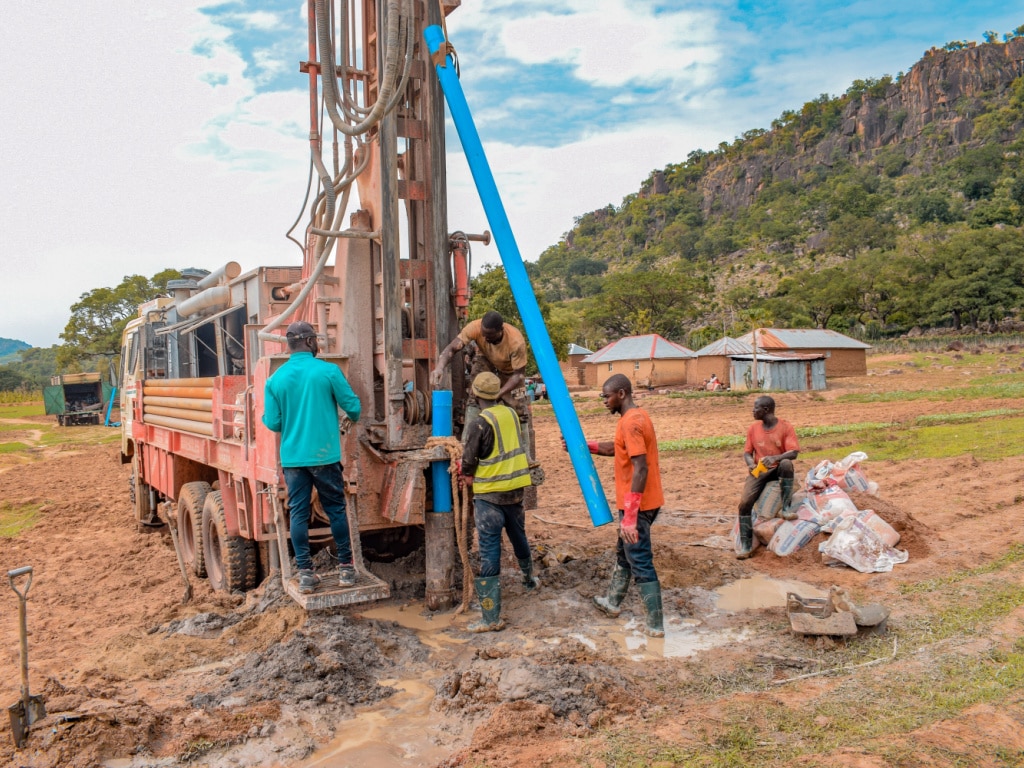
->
[8, 566, 32, 600]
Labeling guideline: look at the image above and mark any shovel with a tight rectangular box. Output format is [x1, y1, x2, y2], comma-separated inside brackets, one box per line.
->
[8, 566, 46, 749]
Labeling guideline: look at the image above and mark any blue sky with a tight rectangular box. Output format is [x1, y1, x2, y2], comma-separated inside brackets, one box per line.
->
[1, 1, 1020, 347]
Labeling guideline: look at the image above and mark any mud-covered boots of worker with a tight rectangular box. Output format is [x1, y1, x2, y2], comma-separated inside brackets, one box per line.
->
[779, 476, 797, 520]
[469, 576, 506, 632]
[638, 580, 665, 637]
[736, 514, 755, 559]
[593, 565, 631, 617]
[518, 557, 540, 591]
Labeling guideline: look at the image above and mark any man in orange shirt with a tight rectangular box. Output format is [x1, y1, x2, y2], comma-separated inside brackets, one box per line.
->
[583, 373, 665, 637]
[737, 395, 800, 559]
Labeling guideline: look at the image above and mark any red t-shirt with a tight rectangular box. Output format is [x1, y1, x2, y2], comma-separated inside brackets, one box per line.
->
[613, 407, 665, 511]
[745, 419, 799, 463]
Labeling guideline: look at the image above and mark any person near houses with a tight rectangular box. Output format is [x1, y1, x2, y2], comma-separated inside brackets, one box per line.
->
[430, 310, 535, 461]
[262, 321, 362, 594]
[577, 373, 665, 637]
[459, 371, 538, 632]
[736, 395, 800, 559]
[706, 373, 722, 391]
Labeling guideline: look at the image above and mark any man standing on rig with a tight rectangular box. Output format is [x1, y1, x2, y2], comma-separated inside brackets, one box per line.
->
[262, 321, 362, 594]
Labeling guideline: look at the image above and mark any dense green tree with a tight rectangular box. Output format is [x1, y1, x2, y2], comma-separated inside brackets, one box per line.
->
[583, 267, 698, 340]
[58, 269, 180, 369]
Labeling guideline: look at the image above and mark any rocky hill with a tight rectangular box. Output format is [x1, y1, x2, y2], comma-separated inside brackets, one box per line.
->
[526, 32, 1024, 347]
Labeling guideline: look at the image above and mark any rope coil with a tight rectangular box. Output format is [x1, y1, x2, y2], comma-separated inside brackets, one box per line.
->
[424, 436, 473, 613]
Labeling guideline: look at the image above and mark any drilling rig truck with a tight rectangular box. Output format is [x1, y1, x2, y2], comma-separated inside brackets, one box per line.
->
[119, 0, 515, 610]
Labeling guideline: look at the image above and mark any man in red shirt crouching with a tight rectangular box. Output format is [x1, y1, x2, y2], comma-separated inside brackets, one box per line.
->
[736, 395, 800, 559]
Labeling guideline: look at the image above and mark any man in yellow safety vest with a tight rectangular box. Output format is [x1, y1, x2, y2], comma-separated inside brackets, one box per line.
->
[459, 372, 537, 632]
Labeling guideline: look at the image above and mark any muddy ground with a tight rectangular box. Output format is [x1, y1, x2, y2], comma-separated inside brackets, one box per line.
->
[1, 349, 1024, 767]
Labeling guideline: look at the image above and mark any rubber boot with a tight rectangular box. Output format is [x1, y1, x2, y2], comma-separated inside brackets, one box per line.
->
[593, 565, 631, 617]
[779, 477, 797, 520]
[468, 576, 505, 633]
[518, 557, 540, 591]
[638, 580, 665, 638]
[736, 514, 755, 560]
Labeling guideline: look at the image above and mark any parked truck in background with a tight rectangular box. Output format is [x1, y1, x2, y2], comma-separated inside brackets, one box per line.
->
[44, 372, 113, 426]
[118, 0, 526, 611]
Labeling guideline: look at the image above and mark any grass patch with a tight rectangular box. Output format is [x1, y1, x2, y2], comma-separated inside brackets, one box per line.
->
[0, 502, 43, 537]
[837, 377, 1024, 403]
[0, 403, 46, 418]
[0, 441, 32, 454]
[660, 422, 895, 453]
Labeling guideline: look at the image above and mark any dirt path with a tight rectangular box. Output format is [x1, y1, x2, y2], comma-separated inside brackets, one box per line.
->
[1, 349, 1023, 767]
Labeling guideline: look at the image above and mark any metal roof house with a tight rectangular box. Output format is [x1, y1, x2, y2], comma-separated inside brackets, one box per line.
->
[735, 328, 871, 377]
[690, 336, 753, 388]
[581, 334, 696, 388]
[728, 353, 827, 391]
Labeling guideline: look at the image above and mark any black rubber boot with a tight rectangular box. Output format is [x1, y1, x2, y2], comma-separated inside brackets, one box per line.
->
[638, 580, 665, 637]
[468, 576, 505, 633]
[779, 477, 797, 520]
[593, 565, 631, 617]
[736, 514, 755, 559]
[517, 557, 540, 590]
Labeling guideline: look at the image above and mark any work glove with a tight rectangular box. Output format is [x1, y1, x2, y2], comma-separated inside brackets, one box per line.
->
[620, 491, 642, 544]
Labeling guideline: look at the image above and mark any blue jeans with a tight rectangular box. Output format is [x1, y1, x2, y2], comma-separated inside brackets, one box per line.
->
[283, 463, 352, 571]
[474, 498, 531, 578]
[616, 508, 660, 584]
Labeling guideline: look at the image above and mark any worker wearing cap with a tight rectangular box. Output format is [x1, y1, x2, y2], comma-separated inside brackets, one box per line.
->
[430, 311, 535, 462]
[262, 321, 362, 594]
[459, 371, 537, 632]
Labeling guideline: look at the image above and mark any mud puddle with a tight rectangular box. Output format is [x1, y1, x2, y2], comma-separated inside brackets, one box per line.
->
[715, 575, 825, 611]
[296, 675, 458, 768]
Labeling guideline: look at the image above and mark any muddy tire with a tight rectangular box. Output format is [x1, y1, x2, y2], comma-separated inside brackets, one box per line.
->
[177, 481, 211, 578]
[202, 490, 257, 593]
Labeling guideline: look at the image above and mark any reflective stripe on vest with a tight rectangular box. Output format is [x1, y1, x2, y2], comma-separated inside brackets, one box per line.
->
[473, 404, 531, 494]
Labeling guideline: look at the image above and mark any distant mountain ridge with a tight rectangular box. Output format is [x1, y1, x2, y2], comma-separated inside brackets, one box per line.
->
[0, 337, 31, 363]
[528, 30, 1024, 346]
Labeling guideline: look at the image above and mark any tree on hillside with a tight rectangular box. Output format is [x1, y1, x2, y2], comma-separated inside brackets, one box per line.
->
[919, 228, 1024, 330]
[58, 269, 180, 369]
[584, 267, 697, 340]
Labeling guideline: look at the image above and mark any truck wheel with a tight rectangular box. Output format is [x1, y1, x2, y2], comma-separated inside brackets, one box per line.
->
[177, 482, 211, 578]
[202, 491, 257, 593]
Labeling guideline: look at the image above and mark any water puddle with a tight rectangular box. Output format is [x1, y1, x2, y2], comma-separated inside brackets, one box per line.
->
[608, 618, 752, 660]
[358, 601, 467, 651]
[297, 674, 456, 767]
[715, 575, 825, 611]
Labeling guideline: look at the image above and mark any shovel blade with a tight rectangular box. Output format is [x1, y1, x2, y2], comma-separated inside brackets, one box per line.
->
[8, 696, 45, 749]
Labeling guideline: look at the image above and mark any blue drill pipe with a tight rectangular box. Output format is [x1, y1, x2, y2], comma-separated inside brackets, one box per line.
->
[424, 26, 612, 527]
[431, 389, 453, 512]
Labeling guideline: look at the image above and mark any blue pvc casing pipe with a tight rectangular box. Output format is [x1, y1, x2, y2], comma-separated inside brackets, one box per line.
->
[431, 389, 453, 513]
[424, 26, 612, 527]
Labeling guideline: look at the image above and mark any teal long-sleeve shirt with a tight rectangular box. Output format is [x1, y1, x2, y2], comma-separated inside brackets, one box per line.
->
[262, 352, 361, 468]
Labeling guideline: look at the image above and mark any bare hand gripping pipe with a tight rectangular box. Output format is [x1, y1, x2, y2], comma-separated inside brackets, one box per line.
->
[425, 26, 612, 527]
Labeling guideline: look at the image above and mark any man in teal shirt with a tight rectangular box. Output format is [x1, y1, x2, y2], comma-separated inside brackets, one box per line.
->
[263, 321, 362, 593]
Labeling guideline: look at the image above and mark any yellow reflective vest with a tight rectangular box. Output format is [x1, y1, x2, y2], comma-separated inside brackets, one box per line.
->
[473, 404, 531, 494]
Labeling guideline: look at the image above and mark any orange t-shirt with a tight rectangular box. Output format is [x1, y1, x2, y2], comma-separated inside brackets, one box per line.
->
[613, 407, 665, 511]
[744, 419, 799, 463]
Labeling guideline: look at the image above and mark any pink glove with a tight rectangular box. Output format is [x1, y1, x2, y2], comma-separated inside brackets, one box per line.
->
[587, 441, 600, 454]
[622, 492, 642, 529]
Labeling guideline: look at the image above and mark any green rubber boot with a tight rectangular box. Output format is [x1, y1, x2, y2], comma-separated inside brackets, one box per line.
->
[468, 576, 505, 633]
[593, 565, 631, 617]
[518, 557, 540, 590]
[736, 514, 755, 559]
[638, 580, 665, 638]
[779, 477, 797, 520]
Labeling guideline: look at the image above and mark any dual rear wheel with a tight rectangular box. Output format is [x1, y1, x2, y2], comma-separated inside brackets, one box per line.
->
[175, 482, 257, 593]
